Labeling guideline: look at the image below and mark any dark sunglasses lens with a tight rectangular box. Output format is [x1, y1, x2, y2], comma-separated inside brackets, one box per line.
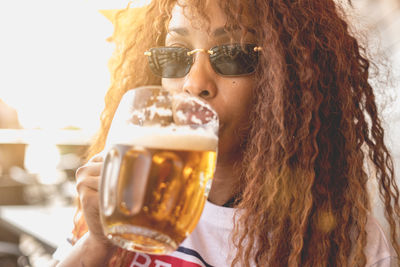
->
[147, 47, 192, 78]
[210, 44, 259, 76]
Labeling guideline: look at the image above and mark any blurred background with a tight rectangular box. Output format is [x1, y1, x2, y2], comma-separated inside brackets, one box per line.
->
[0, 0, 399, 266]
[0, 1, 148, 266]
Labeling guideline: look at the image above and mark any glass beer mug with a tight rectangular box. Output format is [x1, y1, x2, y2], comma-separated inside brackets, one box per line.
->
[99, 86, 219, 254]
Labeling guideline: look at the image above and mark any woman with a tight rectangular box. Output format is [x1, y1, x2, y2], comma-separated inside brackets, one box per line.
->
[56, 0, 400, 266]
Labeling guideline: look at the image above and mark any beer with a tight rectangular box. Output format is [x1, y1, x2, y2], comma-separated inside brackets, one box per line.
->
[100, 86, 219, 254]
[100, 125, 217, 254]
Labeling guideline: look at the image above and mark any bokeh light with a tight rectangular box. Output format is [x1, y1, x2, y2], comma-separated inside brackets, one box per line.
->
[0, 0, 150, 131]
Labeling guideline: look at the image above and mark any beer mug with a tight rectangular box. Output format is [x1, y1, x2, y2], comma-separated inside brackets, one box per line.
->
[99, 86, 218, 254]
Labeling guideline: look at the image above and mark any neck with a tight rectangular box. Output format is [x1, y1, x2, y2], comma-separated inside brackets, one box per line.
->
[207, 156, 242, 206]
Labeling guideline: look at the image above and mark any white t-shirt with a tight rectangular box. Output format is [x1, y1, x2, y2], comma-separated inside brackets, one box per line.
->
[54, 201, 399, 266]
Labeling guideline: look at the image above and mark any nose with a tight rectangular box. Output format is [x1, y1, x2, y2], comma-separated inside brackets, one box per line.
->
[182, 52, 217, 99]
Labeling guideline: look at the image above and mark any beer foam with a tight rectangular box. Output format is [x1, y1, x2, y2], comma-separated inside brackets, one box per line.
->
[107, 124, 218, 151]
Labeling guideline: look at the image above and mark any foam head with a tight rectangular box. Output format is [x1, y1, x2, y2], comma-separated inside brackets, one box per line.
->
[105, 86, 219, 151]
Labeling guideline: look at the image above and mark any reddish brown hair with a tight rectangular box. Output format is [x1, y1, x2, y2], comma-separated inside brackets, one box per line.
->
[73, 0, 400, 266]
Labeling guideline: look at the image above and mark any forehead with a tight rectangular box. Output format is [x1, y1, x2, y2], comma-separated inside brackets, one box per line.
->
[168, 2, 228, 35]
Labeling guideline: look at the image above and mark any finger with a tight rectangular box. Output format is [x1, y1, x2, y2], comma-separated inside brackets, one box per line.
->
[76, 175, 100, 193]
[76, 162, 103, 178]
[78, 188, 100, 214]
[89, 152, 106, 163]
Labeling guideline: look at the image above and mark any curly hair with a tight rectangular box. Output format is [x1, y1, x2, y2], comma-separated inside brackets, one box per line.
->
[73, 0, 400, 266]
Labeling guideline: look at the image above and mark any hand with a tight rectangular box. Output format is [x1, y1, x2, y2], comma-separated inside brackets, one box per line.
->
[57, 153, 116, 267]
[75, 153, 110, 245]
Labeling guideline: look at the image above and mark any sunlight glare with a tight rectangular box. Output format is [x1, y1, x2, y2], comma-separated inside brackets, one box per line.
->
[24, 141, 63, 185]
[0, 0, 138, 131]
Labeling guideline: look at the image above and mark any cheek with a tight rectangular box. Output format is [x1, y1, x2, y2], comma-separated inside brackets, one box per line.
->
[218, 77, 254, 137]
[226, 77, 254, 113]
[222, 79, 254, 154]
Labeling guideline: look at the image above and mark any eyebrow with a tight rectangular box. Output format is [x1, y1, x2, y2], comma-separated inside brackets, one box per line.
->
[168, 26, 230, 37]
[168, 27, 189, 36]
[212, 27, 229, 37]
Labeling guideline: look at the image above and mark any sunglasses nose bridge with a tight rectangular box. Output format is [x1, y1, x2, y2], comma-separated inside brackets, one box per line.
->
[186, 48, 216, 73]
[186, 48, 213, 56]
[186, 48, 214, 71]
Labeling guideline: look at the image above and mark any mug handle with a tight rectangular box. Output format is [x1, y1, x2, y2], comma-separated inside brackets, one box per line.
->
[100, 145, 152, 217]
[99, 145, 129, 217]
[116, 147, 152, 215]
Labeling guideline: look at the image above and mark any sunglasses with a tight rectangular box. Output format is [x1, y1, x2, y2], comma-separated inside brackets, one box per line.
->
[144, 43, 261, 78]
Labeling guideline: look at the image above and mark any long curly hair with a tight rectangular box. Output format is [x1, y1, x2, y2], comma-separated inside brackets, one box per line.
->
[73, 0, 400, 266]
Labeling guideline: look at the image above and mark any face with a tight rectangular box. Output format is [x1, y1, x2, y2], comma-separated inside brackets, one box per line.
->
[161, 1, 256, 164]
